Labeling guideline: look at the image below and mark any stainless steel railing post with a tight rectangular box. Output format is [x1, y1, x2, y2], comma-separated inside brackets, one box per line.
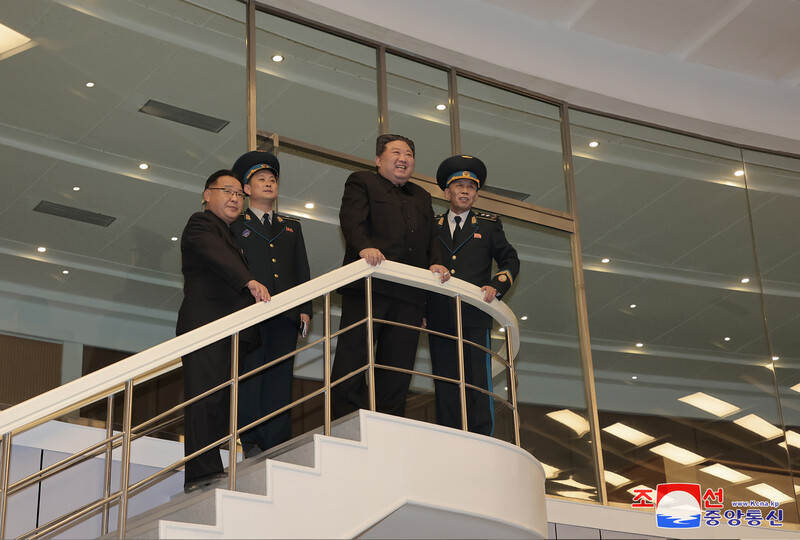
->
[366, 276, 376, 412]
[102, 394, 114, 535]
[324, 292, 332, 436]
[505, 326, 520, 446]
[228, 332, 240, 491]
[117, 380, 134, 539]
[0, 432, 11, 540]
[455, 296, 468, 431]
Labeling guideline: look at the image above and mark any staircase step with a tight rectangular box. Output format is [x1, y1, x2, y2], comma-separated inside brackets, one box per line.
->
[102, 413, 362, 538]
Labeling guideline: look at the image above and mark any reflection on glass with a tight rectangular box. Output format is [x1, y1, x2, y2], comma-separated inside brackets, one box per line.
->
[457, 77, 567, 211]
[743, 149, 800, 502]
[255, 10, 378, 159]
[496, 215, 596, 500]
[386, 54, 450, 177]
[572, 109, 797, 522]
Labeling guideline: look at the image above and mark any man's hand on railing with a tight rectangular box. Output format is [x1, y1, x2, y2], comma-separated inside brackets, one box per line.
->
[481, 285, 498, 303]
[359, 248, 386, 266]
[430, 264, 451, 283]
[246, 280, 271, 303]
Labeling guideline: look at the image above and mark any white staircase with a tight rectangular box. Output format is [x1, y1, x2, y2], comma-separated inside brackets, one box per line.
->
[123, 411, 546, 539]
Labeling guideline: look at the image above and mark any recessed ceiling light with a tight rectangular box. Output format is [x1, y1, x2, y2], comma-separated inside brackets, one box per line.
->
[37, 246, 46, 253]
[724, 336, 731, 341]
[171, 236, 178, 242]
[62, 270, 69, 275]
[605, 471, 631, 487]
[588, 141, 599, 148]
[747, 483, 792, 505]
[546, 409, 590, 437]
[733, 414, 782, 439]
[539, 462, 561, 479]
[734, 170, 745, 177]
[678, 391, 739, 417]
[631, 375, 638, 380]
[272, 54, 284, 62]
[305, 202, 315, 209]
[700, 463, 752, 484]
[635, 343, 643, 348]
[603, 422, 654, 446]
[0, 23, 31, 55]
[85, 82, 95, 88]
[601, 258, 610, 263]
[650, 442, 704, 465]
[520, 315, 528, 321]
[139, 163, 149, 170]
[741, 278, 750, 284]
[499, 327, 505, 332]
[72, 186, 80, 191]
[779, 430, 800, 449]
[436, 104, 447, 111]
[629, 304, 636, 309]
[772, 356, 779, 361]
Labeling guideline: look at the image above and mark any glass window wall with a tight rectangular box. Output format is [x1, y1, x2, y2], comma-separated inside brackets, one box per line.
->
[570, 109, 796, 520]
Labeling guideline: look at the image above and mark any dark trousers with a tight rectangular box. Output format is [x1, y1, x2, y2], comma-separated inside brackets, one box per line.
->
[429, 327, 494, 435]
[182, 337, 236, 483]
[238, 316, 297, 452]
[331, 292, 423, 418]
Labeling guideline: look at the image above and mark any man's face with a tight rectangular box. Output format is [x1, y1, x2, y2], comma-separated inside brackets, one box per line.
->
[375, 140, 414, 185]
[444, 178, 479, 214]
[244, 169, 278, 204]
[203, 175, 244, 224]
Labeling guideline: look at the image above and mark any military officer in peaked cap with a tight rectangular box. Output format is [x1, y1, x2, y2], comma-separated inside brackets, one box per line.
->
[427, 154, 520, 436]
[230, 150, 312, 457]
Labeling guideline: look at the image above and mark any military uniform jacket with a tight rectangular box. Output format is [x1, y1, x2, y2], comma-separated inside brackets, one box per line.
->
[230, 208, 312, 324]
[427, 210, 520, 329]
[339, 170, 444, 304]
[176, 210, 258, 344]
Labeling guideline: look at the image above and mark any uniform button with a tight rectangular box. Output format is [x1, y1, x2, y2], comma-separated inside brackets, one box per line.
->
[269, 243, 274, 248]
[272, 258, 277, 262]
[406, 215, 411, 218]
[452, 255, 457, 260]
[274, 274, 279, 278]
[450, 269, 456, 275]
[410, 229, 414, 233]
[408, 248, 412, 252]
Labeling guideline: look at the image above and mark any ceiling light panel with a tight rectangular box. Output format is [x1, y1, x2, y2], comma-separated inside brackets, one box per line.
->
[678, 392, 739, 417]
[650, 442, 704, 465]
[733, 414, 782, 440]
[546, 409, 590, 437]
[602, 422, 655, 446]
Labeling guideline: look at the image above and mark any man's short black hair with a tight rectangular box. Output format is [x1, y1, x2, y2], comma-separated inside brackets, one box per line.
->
[204, 169, 240, 190]
[376, 134, 415, 157]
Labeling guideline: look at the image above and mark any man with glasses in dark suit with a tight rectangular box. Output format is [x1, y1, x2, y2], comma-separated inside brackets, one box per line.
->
[177, 169, 269, 493]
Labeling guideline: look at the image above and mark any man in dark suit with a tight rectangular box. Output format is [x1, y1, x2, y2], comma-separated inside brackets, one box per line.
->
[427, 155, 520, 436]
[176, 169, 270, 493]
[332, 134, 450, 418]
[230, 151, 312, 457]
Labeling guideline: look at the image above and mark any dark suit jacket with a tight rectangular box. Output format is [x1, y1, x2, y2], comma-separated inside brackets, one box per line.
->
[230, 209, 312, 324]
[339, 170, 444, 303]
[427, 210, 520, 329]
[176, 210, 257, 345]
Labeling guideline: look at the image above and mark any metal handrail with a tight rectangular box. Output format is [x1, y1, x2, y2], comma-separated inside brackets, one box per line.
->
[0, 260, 520, 538]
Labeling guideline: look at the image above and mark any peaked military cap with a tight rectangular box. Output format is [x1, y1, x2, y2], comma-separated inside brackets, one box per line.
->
[232, 151, 280, 184]
[435, 154, 487, 191]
